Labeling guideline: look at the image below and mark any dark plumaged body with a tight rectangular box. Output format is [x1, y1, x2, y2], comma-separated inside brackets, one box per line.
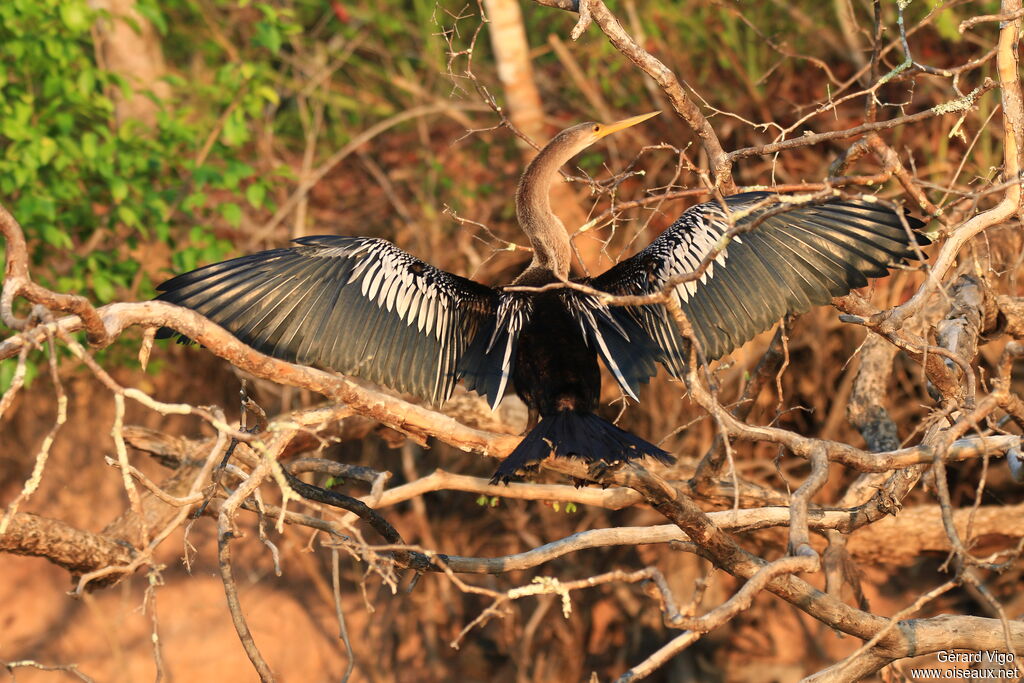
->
[511, 266, 603, 420]
[514, 291, 601, 418]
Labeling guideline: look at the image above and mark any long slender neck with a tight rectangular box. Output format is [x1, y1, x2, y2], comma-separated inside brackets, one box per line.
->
[515, 143, 574, 280]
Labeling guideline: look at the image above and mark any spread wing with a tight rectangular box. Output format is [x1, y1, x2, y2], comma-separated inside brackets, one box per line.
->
[592, 192, 927, 376]
[156, 235, 497, 405]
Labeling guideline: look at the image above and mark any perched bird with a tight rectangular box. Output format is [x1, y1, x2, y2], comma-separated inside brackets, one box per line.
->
[156, 112, 925, 482]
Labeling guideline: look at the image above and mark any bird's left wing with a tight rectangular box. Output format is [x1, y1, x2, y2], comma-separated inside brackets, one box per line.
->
[592, 192, 926, 376]
[156, 235, 497, 406]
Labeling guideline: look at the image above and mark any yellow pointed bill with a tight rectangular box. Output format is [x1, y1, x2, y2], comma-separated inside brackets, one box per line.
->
[595, 111, 660, 139]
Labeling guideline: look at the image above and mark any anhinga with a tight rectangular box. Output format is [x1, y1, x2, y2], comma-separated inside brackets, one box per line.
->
[157, 112, 924, 482]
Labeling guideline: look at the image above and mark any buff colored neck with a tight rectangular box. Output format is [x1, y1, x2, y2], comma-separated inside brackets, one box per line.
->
[514, 140, 575, 281]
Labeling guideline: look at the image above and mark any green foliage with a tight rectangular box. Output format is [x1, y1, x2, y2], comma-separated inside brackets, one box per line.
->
[932, 5, 963, 43]
[0, 0, 295, 307]
[0, 351, 38, 393]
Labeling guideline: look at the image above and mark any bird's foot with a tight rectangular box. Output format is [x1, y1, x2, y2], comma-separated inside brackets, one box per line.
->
[585, 458, 626, 488]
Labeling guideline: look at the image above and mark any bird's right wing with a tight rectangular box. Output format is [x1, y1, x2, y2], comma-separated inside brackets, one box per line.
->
[156, 235, 497, 406]
[592, 192, 926, 375]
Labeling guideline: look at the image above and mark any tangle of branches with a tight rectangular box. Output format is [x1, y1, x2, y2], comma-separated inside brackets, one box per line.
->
[3, 1, 1024, 681]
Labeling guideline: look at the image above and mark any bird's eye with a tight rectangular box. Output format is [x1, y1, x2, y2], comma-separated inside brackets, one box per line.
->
[593, 125, 600, 132]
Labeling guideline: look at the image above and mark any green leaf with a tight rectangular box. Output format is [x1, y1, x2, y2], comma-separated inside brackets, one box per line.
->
[173, 249, 199, 274]
[54, 112, 73, 134]
[110, 176, 129, 203]
[91, 270, 116, 302]
[245, 183, 266, 209]
[221, 109, 249, 147]
[43, 36, 66, 60]
[220, 202, 242, 227]
[35, 197, 56, 221]
[188, 226, 209, 244]
[933, 6, 961, 42]
[192, 165, 223, 188]
[224, 160, 254, 189]
[273, 165, 297, 180]
[81, 132, 98, 159]
[255, 85, 279, 105]
[253, 21, 283, 55]
[182, 192, 207, 212]
[37, 137, 57, 165]
[1, 118, 28, 141]
[76, 68, 96, 95]
[256, 3, 279, 21]
[41, 224, 72, 249]
[117, 204, 140, 228]
[59, 2, 90, 33]
[0, 359, 16, 393]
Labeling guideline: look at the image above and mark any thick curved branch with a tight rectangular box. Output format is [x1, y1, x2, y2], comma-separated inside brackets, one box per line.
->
[0, 512, 134, 575]
[0, 204, 107, 344]
[623, 465, 1024, 661]
[3, 299, 1019, 476]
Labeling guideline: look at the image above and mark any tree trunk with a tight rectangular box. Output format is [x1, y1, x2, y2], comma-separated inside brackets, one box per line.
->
[89, 0, 171, 127]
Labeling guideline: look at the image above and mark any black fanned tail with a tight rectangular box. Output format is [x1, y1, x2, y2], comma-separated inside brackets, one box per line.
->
[491, 411, 672, 484]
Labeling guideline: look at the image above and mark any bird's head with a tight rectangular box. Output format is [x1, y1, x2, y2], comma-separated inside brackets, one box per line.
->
[547, 110, 661, 160]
